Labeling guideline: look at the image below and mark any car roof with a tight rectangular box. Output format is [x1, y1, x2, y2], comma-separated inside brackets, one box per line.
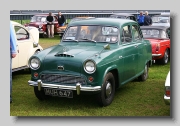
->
[140, 26, 170, 30]
[68, 18, 136, 26]
[152, 15, 170, 17]
[11, 20, 21, 26]
[110, 13, 135, 17]
[33, 14, 56, 16]
[74, 16, 95, 19]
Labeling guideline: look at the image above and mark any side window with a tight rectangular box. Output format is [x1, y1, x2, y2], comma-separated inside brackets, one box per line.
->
[132, 25, 141, 41]
[54, 16, 57, 21]
[121, 25, 132, 43]
[14, 26, 29, 40]
[161, 30, 168, 38]
[166, 28, 170, 38]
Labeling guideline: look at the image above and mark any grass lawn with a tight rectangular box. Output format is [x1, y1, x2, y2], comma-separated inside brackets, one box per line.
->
[10, 35, 170, 116]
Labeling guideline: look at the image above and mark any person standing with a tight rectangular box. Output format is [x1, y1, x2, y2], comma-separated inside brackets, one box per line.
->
[144, 11, 152, 26]
[57, 11, 66, 26]
[46, 12, 55, 38]
[10, 21, 17, 103]
[137, 11, 145, 26]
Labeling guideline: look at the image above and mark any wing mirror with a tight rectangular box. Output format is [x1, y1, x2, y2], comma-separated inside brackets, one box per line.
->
[104, 44, 110, 50]
[96, 44, 110, 58]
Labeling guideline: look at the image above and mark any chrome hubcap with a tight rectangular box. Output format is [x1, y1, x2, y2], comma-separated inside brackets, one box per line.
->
[165, 51, 168, 63]
[106, 82, 112, 98]
[144, 65, 147, 78]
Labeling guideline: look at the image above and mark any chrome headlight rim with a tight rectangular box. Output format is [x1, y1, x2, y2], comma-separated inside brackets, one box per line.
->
[39, 24, 43, 28]
[29, 57, 41, 70]
[83, 59, 96, 74]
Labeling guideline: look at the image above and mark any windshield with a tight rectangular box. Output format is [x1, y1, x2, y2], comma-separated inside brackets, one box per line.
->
[142, 29, 167, 38]
[152, 16, 170, 23]
[30, 16, 47, 22]
[62, 25, 119, 43]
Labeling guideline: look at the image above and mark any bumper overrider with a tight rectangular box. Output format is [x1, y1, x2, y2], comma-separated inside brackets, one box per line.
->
[28, 80, 101, 95]
[164, 94, 170, 105]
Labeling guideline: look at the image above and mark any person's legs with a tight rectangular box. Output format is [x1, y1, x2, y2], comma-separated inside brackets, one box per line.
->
[47, 25, 50, 38]
[10, 52, 12, 103]
[51, 25, 54, 37]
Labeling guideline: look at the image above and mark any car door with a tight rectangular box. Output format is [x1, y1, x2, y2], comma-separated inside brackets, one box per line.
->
[131, 24, 146, 74]
[15, 25, 31, 68]
[120, 24, 138, 83]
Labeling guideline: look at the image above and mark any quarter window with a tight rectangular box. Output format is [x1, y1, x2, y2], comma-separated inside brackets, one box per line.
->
[121, 25, 132, 43]
[14, 26, 29, 40]
[132, 25, 141, 41]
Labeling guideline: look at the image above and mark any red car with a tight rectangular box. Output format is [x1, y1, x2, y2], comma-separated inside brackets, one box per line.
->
[24, 14, 61, 38]
[141, 26, 170, 65]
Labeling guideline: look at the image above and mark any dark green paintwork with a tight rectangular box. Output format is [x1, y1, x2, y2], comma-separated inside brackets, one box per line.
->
[29, 18, 152, 91]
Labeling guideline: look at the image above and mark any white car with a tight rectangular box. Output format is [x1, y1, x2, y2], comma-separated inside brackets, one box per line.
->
[151, 15, 170, 27]
[164, 71, 170, 105]
[11, 21, 43, 72]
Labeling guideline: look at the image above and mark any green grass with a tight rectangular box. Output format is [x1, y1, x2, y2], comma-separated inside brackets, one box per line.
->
[10, 36, 170, 116]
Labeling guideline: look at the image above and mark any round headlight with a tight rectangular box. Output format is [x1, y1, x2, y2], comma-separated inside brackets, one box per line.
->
[39, 25, 43, 28]
[84, 60, 96, 74]
[29, 58, 40, 70]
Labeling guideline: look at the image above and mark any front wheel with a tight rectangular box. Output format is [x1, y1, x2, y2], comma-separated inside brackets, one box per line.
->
[160, 49, 169, 65]
[138, 63, 149, 81]
[96, 72, 115, 107]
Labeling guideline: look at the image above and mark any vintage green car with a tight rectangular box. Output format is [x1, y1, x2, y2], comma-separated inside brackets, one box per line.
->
[28, 18, 152, 107]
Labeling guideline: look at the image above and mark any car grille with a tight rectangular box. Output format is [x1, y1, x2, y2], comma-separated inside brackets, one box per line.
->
[40, 74, 87, 85]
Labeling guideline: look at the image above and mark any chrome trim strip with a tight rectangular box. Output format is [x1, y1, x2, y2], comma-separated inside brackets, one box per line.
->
[152, 54, 161, 57]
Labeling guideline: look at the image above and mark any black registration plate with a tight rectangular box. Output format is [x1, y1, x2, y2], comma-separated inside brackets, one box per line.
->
[44, 88, 73, 98]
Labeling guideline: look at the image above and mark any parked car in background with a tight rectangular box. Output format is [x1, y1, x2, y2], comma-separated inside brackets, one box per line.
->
[141, 26, 170, 64]
[11, 21, 43, 72]
[109, 13, 137, 22]
[151, 15, 170, 27]
[28, 18, 152, 107]
[59, 16, 95, 36]
[164, 71, 170, 105]
[24, 14, 61, 38]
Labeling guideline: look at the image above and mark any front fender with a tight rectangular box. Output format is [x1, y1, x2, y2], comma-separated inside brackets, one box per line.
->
[100, 64, 117, 85]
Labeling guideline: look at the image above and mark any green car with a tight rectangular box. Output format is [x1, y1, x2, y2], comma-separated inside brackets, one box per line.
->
[28, 18, 152, 107]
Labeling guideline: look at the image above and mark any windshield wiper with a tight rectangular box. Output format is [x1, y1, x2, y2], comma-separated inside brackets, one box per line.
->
[79, 38, 96, 43]
[63, 39, 78, 42]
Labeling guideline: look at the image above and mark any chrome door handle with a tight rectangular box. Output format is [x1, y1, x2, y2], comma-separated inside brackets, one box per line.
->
[135, 45, 138, 48]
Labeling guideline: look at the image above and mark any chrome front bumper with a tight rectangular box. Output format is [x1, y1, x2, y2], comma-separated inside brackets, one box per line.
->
[164, 95, 170, 105]
[28, 80, 101, 95]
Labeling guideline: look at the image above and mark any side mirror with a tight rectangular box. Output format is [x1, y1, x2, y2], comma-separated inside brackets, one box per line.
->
[33, 42, 38, 47]
[104, 44, 110, 50]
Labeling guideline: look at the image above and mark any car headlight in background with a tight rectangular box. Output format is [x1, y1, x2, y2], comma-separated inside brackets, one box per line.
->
[39, 24, 43, 28]
[29, 57, 41, 70]
[84, 60, 96, 74]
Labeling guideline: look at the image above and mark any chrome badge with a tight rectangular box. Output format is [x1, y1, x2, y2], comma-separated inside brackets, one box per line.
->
[57, 66, 64, 71]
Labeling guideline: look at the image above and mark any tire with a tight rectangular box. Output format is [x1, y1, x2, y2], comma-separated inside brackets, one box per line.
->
[96, 72, 115, 107]
[43, 33, 48, 38]
[34, 50, 40, 55]
[34, 87, 49, 100]
[160, 49, 169, 65]
[138, 63, 149, 81]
